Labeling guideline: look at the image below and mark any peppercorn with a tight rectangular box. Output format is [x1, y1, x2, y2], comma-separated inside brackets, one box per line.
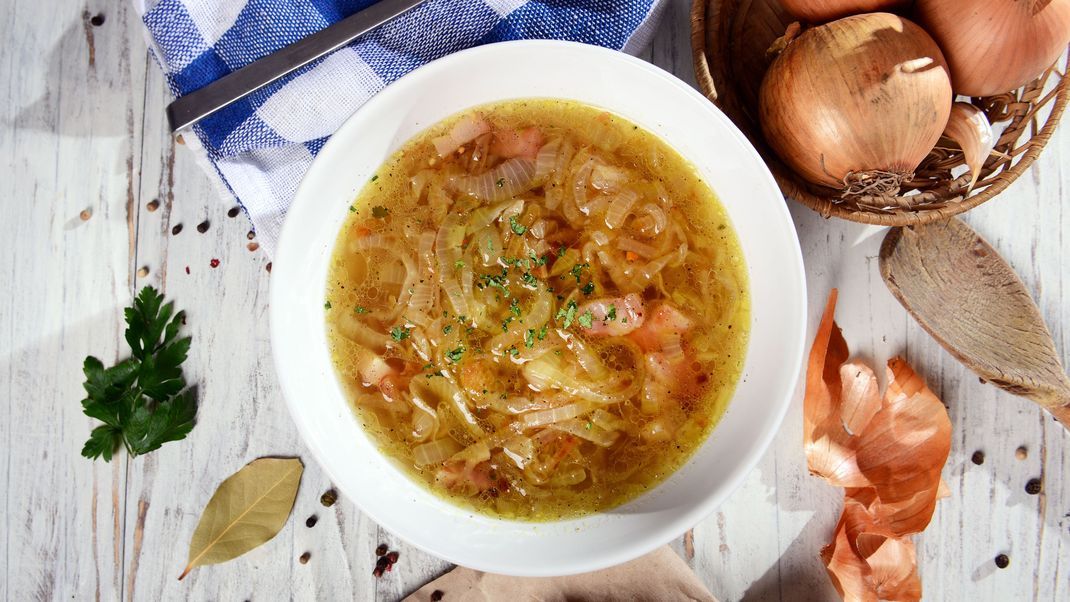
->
[994, 554, 1009, 569]
[227, 206, 240, 218]
[386, 551, 399, 564]
[305, 515, 318, 528]
[197, 220, 210, 233]
[971, 451, 984, 465]
[79, 209, 92, 221]
[209, 258, 220, 268]
[1015, 446, 1028, 460]
[320, 489, 337, 507]
[299, 552, 311, 565]
[375, 543, 388, 557]
[1025, 478, 1042, 495]
[147, 199, 159, 212]
[172, 223, 183, 235]
[430, 591, 444, 601]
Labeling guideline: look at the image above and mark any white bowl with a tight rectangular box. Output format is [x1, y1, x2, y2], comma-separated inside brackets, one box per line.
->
[271, 40, 806, 577]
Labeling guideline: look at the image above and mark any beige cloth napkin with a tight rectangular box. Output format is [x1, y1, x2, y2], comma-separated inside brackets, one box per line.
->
[403, 546, 717, 601]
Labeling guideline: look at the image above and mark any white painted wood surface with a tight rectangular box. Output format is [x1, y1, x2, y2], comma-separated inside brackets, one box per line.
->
[1, 1, 1067, 600]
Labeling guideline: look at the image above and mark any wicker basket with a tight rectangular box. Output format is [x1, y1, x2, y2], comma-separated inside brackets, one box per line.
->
[690, 0, 1070, 226]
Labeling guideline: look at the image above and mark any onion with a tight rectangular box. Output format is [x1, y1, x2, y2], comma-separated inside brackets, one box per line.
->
[413, 438, 462, 467]
[942, 103, 996, 193]
[519, 402, 592, 429]
[452, 158, 537, 202]
[759, 14, 953, 196]
[779, 0, 908, 22]
[917, 0, 1070, 97]
[432, 113, 491, 157]
[604, 189, 640, 229]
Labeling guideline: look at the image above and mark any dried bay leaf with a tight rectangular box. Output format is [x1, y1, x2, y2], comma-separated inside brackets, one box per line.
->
[178, 457, 303, 580]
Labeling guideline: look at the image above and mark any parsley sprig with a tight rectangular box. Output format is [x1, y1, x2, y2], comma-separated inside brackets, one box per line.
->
[80, 286, 197, 462]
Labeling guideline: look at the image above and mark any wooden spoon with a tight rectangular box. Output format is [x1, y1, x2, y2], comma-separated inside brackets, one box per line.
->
[880, 218, 1070, 430]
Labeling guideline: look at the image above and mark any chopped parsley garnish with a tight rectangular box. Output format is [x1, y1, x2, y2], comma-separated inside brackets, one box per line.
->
[555, 299, 579, 329]
[529, 252, 548, 267]
[524, 329, 535, 348]
[454, 260, 465, 269]
[446, 346, 465, 363]
[507, 346, 520, 357]
[355, 306, 368, 314]
[442, 325, 453, 335]
[324, 300, 332, 310]
[606, 305, 617, 321]
[509, 216, 527, 236]
[578, 310, 594, 329]
[557, 246, 568, 257]
[371, 205, 389, 219]
[569, 263, 590, 283]
[480, 270, 510, 297]
[485, 237, 495, 252]
[537, 325, 548, 340]
[496, 177, 505, 188]
[370, 174, 379, 182]
[581, 281, 595, 296]
[509, 298, 522, 317]
[521, 272, 539, 287]
[501, 316, 514, 332]
[585, 421, 593, 431]
[349, 205, 356, 213]
[390, 326, 411, 342]
[422, 363, 434, 371]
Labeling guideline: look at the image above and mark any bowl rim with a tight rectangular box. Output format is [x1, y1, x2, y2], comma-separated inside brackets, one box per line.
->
[270, 38, 806, 576]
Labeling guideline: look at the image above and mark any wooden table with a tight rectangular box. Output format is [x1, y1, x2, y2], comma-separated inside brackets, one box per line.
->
[2, 1, 1067, 600]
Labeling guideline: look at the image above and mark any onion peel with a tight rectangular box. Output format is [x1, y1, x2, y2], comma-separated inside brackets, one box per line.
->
[942, 103, 995, 194]
[805, 290, 952, 601]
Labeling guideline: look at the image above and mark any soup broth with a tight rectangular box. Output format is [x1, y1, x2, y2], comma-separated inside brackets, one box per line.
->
[326, 99, 749, 520]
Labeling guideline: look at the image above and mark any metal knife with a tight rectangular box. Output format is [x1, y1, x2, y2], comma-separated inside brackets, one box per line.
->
[165, 0, 426, 132]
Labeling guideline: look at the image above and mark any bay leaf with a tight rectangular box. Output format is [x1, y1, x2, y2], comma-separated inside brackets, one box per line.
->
[178, 457, 303, 580]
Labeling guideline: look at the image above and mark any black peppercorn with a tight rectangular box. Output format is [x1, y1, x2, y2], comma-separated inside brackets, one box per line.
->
[971, 451, 985, 465]
[196, 220, 210, 233]
[228, 206, 240, 218]
[376, 543, 388, 556]
[299, 551, 311, 564]
[305, 515, 318, 528]
[994, 554, 1009, 569]
[430, 591, 444, 601]
[171, 223, 183, 235]
[1025, 478, 1042, 495]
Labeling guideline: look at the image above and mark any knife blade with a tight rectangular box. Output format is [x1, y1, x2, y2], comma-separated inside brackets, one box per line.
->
[165, 0, 426, 132]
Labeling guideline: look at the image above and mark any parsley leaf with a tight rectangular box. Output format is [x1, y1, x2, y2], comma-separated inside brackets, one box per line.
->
[355, 306, 367, 314]
[509, 216, 528, 236]
[496, 177, 505, 188]
[371, 205, 389, 219]
[390, 326, 411, 342]
[521, 272, 538, 288]
[581, 281, 595, 296]
[524, 329, 535, 348]
[80, 286, 197, 462]
[324, 300, 332, 310]
[607, 305, 617, 321]
[443, 324, 453, 335]
[509, 298, 522, 317]
[569, 263, 590, 284]
[555, 299, 579, 329]
[537, 325, 548, 340]
[446, 346, 466, 363]
[578, 310, 594, 329]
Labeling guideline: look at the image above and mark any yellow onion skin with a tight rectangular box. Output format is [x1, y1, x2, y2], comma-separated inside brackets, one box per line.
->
[779, 0, 908, 23]
[759, 13, 953, 192]
[916, 0, 1070, 98]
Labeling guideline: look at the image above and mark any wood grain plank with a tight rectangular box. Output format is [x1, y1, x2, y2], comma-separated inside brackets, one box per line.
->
[0, 1, 144, 600]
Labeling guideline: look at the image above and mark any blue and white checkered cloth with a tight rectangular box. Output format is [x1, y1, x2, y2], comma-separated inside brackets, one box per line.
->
[134, 0, 667, 254]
